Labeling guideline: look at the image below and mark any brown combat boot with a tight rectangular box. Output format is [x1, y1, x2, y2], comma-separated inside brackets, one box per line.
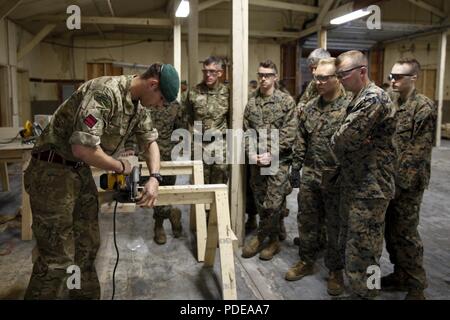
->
[154, 218, 166, 245]
[169, 208, 182, 238]
[259, 237, 281, 261]
[242, 235, 263, 258]
[405, 289, 426, 300]
[285, 260, 314, 281]
[245, 215, 257, 232]
[327, 270, 345, 296]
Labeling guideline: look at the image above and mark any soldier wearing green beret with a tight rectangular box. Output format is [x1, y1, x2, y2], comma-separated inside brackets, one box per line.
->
[24, 63, 180, 299]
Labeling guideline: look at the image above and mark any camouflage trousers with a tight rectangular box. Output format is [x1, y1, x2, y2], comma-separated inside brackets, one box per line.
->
[340, 193, 389, 298]
[250, 164, 292, 240]
[195, 140, 229, 185]
[153, 175, 176, 220]
[385, 186, 427, 290]
[24, 158, 100, 300]
[297, 182, 344, 271]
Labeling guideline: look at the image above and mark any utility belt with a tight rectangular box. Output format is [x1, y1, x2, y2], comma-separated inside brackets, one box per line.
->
[32, 150, 85, 169]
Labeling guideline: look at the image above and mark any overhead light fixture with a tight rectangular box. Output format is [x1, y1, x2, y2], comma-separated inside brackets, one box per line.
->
[175, 0, 190, 18]
[330, 8, 372, 25]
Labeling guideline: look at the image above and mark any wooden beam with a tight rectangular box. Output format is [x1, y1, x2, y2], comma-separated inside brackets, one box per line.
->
[230, 0, 248, 246]
[315, 0, 335, 26]
[318, 27, 327, 49]
[249, 0, 320, 14]
[408, 0, 446, 19]
[29, 15, 173, 27]
[199, 0, 227, 11]
[435, 30, 447, 147]
[0, 0, 22, 21]
[174, 18, 181, 100]
[186, 27, 298, 38]
[188, 0, 199, 87]
[298, 25, 320, 39]
[17, 24, 56, 61]
[106, 0, 115, 16]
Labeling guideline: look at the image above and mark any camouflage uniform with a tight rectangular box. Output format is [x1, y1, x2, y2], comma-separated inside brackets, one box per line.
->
[385, 89, 436, 290]
[331, 82, 397, 298]
[24, 75, 158, 299]
[244, 89, 298, 240]
[292, 86, 350, 271]
[184, 82, 230, 184]
[149, 101, 185, 220]
[297, 80, 318, 112]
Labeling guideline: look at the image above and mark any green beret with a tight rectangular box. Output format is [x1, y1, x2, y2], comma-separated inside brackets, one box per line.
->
[160, 64, 180, 103]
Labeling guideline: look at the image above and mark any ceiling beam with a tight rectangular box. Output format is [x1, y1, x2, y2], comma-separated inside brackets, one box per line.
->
[17, 24, 56, 61]
[0, 0, 23, 21]
[27, 15, 173, 27]
[249, 0, 320, 14]
[199, 0, 227, 11]
[408, 0, 446, 19]
[107, 0, 115, 16]
[316, 0, 335, 26]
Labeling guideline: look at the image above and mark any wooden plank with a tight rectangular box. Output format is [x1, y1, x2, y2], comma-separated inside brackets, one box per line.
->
[204, 195, 219, 267]
[0, 0, 22, 21]
[188, 0, 199, 88]
[215, 189, 237, 299]
[408, 0, 446, 19]
[249, 0, 319, 14]
[0, 162, 9, 192]
[298, 25, 320, 39]
[435, 31, 447, 146]
[187, 28, 299, 39]
[192, 162, 207, 261]
[17, 24, 56, 61]
[230, 0, 248, 246]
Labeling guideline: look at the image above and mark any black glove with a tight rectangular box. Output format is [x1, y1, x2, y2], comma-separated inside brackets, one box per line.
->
[289, 169, 300, 188]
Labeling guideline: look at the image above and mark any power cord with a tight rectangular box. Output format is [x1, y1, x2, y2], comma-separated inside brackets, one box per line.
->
[111, 200, 119, 300]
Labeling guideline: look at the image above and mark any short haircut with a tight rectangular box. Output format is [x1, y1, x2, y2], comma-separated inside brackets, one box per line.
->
[307, 48, 331, 67]
[141, 63, 162, 79]
[336, 50, 368, 68]
[395, 58, 421, 75]
[317, 57, 336, 69]
[203, 56, 224, 69]
[259, 59, 278, 74]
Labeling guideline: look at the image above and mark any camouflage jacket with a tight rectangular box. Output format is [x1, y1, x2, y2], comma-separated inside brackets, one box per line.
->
[292, 86, 350, 185]
[392, 89, 437, 190]
[125, 101, 186, 161]
[331, 82, 398, 199]
[34, 75, 158, 162]
[184, 82, 230, 135]
[244, 89, 298, 163]
[297, 80, 318, 112]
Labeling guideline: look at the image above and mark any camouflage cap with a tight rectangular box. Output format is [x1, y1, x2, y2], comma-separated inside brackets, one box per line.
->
[160, 64, 180, 103]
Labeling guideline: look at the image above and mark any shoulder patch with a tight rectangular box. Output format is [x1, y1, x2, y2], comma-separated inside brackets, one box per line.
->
[83, 114, 98, 128]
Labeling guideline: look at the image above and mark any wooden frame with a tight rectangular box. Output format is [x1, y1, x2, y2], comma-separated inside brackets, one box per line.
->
[92, 160, 208, 263]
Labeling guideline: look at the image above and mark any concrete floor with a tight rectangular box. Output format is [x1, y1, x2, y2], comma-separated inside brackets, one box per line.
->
[1, 141, 449, 300]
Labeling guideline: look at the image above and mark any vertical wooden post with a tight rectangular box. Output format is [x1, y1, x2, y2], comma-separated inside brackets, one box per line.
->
[6, 20, 19, 127]
[173, 17, 182, 100]
[21, 151, 32, 240]
[191, 161, 207, 262]
[188, 0, 199, 87]
[318, 27, 327, 50]
[0, 162, 9, 192]
[230, 0, 248, 246]
[435, 30, 447, 147]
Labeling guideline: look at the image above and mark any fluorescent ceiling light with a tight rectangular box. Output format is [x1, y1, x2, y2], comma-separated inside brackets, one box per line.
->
[330, 8, 371, 25]
[175, 0, 190, 18]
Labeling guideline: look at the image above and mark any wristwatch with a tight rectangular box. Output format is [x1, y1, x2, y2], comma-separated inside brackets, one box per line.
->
[150, 173, 163, 184]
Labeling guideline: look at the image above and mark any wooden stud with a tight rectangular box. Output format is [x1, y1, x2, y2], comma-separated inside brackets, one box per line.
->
[0, 162, 9, 192]
[435, 30, 447, 146]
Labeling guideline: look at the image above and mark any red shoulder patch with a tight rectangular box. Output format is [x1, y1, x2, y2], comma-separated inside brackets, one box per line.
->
[83, 114, 98, 128]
